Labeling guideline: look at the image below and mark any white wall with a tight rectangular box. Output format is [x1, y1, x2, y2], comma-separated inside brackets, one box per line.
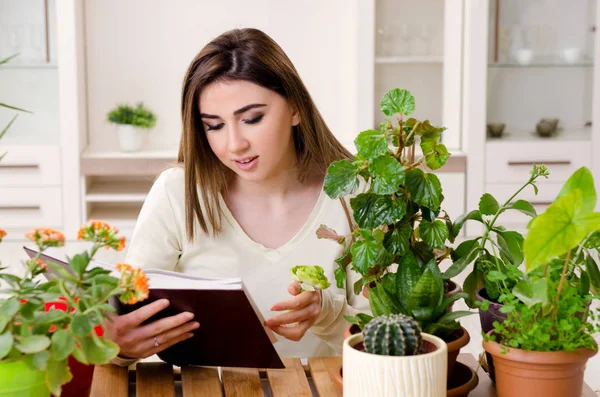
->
[83, 0, 362, 152]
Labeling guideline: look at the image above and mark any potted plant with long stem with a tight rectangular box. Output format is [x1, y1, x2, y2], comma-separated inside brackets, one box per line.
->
[478, 167, 600, 397]
[318, 88, 474, 389]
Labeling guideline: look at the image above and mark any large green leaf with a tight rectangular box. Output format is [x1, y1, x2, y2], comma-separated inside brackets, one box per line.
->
[80, 336, 119, 365]
[380, 88, 415, 116]
[354, 129, 388, 160]
[46, 358, 72, 396]
[507, 200, 537, 218]
[556, 167, 596, 213]
[350, 193, 406, 228]
[23, 351, 51, 371]
[351, 234, 380, 274]
[496, 230, 524, 266]
[0, 297, 20, 319]
[51, 330, 75, 361]
[413, 120, 445, 137]
[452, 210, 483, 237]
[369, 283, 399, 316]
[525, 189, 600, 272]
[479, 193, 500, 215]
[405, 169, 443, 211]
[369, 155, 405, 195]
[512, 279, 549, 308]
[407, 260, 444, 321]
[383, 221, 412, 255]
[16, 335, 51, 354]
[0, 331, 14, 359]
[443, 246, 480, 279]
[324, 160, 360, 199]
[35, 310, 68, 325]
[69, 254, 90, 277]
[71, 314, 93, 337]
[396, 251, 423, 306]
[419, 219, 449, 249]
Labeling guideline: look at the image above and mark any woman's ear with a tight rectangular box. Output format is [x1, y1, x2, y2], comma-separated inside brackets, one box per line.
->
[292, 109, 301, 127]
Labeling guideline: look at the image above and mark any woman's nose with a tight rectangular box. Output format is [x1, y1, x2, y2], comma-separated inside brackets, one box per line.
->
[227, 126, 250, 154]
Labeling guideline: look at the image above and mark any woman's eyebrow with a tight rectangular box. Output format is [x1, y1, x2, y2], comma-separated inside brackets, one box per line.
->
[200, 103, 267, 119]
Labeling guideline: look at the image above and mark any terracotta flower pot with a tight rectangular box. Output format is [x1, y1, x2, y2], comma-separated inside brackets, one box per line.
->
[343, 332, 448, 397]
[447, 361, 479, 397]
[482, 331, 598, 397]
[344, 324, 361, 341]
[446, 279, 462, 312]
[445, 327, 470, 378]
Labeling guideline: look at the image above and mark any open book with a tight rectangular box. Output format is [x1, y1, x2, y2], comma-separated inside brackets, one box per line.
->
[23, 246, 285, 369]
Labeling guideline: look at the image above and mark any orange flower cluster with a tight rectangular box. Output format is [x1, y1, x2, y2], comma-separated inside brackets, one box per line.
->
[116, 263, 149, 305]
[0, 228, 6, 243]
[78, 220, 126, 251]
[25, 228, 66, 249]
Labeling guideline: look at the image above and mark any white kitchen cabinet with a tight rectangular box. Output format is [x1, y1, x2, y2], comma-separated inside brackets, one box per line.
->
[464, 0, 599, 236]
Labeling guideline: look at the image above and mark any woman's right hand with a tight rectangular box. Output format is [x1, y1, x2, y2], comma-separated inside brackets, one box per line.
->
[104, 299, 200, 359]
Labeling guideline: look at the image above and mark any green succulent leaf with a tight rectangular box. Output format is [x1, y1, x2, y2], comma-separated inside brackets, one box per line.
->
[0, 331, 14, 359]
[369, 155, 405, 195]
[495, 230, 524, 266]
[507, 200, 537, 218]
[80, 335, 120, 365]
[369, 283, 400, 316]
[51, 329, 76, 361]
[479, 193, 500, 216]
[407, 260, 444, 321]
[71, 314, 93, 337]
[405, 168, 443, 211]
[69, 254, 90, 277]
[525, 189, 600, 272]
[0, 297, 20, 319]
[419, 220, 449, 249]
[380, 88, 415, 116]
[23, 351, 51, 371]
[17, 335, 51, 354]
[354, 129, 388, 160]
[46, 358, 73, 396]
[324, 160, 360, 199]
[396, 251, 423, 306]
[383, 221, 412, 256]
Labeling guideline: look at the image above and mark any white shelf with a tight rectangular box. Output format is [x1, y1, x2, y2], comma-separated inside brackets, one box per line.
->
[87, 203, 142, 228]
[81, 147, 177, 160]
[486, 127, 592, 143]
[375, 56, 444, 64]
[86, 180, 152, 203]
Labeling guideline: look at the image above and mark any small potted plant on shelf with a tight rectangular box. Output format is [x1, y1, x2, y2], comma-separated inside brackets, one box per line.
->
[318, 88, 474, 391]
[0, 222, 149, 397]
[343, 313, 447, 397]
[479, 167, 600, 397]
[107, 102, 157, 152]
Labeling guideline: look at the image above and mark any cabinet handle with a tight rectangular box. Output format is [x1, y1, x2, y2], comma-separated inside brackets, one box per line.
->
[0, 205, 41, 210]
[0, 164, 39, 169]
[507, 161, 571, 166]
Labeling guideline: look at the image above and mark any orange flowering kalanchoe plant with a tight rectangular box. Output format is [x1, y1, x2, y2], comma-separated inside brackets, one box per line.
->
[0, 221, 149, 396]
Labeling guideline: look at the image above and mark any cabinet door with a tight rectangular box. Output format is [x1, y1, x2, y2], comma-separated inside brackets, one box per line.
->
[365, 0, 464, 150]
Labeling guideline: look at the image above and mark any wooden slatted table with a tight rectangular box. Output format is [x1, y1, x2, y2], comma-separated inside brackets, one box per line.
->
[90, 354, 597, 397]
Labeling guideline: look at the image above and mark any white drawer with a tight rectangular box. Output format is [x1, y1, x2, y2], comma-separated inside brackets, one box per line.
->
[0, 145, 61, 187]
[0, 187, 62, 236]
[484, 183, 563, 232]
[485, 141, 591, 184]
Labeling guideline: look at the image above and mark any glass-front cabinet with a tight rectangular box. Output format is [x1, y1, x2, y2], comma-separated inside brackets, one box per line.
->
[465, 0, 599, 235]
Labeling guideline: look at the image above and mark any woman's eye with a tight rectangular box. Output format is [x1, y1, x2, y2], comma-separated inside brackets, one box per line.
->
[244, 115, 264, 125]
[205, 123, 224, 131]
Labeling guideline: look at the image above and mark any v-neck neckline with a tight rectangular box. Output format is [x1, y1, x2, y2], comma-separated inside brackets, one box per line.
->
[219, 187, 327, 261]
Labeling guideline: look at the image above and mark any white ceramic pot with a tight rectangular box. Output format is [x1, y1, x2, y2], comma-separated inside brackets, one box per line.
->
[117, 124, 145, 152]
[515, 49, 534, 65]
[343, 332, 447, 397]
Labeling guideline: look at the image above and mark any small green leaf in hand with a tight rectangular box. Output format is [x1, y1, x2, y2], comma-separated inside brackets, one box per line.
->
[290, 265, 331, 292]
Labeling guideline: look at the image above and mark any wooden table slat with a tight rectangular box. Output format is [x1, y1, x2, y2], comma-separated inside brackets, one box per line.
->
[307, 357, 343, 397]
[136, 362, 176, 397]
[221, 367, 263, 397]
[90, 364, 129, 397]
[266, 358, 312, 397]
[181, 366, 222, 397]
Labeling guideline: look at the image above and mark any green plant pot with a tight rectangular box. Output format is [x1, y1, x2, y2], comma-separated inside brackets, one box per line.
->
[0, 360, 49, 397]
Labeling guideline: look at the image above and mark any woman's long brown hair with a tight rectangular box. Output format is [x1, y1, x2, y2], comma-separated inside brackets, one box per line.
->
[179, 28, 353, 241]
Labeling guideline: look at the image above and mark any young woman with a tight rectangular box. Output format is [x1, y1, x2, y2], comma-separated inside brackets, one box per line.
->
[106, 28, 368, 364]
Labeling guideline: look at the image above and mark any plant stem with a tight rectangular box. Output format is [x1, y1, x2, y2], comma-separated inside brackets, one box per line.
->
[396, 115, 404, 157]
[553, 249, 572, 321]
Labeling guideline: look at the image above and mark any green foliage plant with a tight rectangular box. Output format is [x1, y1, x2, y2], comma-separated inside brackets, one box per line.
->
[0, 222, 149, 395]
[363, 314, 422, 356]
[487, 167, 600, 352]
[316, 88, 472, 340]
[107, 102, 157, 129]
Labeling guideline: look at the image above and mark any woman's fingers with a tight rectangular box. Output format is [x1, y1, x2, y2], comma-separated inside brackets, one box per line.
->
[288, 281, 302, 296]
[265, 304, 317, 328]
[144, 332, 195, 358]
[122, 299, 170, 327]
[136, 311, 196, 341]
[269, 320, 310, 342]
[271, 290, 319, 311]
[141, 320, 200, 356]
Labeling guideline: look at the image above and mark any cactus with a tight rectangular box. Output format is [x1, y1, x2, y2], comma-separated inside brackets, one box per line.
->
[363, 314, 423, 356]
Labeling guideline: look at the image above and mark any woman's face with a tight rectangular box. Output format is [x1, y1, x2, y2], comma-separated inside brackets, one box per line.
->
[199, 80, 300, 183]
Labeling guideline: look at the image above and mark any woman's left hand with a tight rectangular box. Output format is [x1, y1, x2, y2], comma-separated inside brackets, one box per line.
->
[265, 281, 322, 341]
